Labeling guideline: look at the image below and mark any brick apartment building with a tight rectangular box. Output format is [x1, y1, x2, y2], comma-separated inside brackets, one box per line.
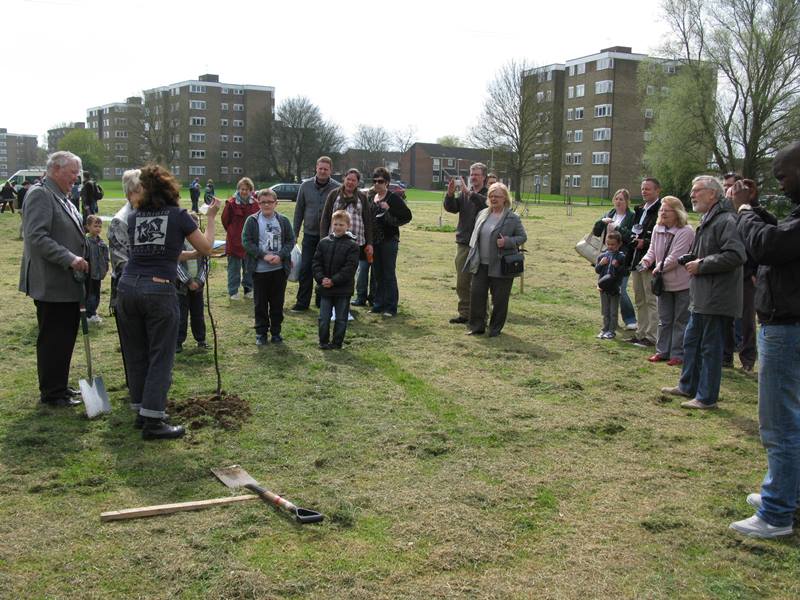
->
[0, 128, 39, 180]
[86, 74, 274, 183]
[524, 46, 685, 198]
[47, 122, 86, 152]
[339, 148, 401, 180]
[399, 143, 495, 190]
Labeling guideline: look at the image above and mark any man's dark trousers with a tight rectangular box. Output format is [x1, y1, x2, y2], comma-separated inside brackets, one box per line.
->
[34, 300, 79, 402]
[296, 233, 320, 309]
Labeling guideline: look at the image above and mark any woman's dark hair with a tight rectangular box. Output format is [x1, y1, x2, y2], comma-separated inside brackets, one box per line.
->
[345, 168, 361, 181]
[372, 166, 391, 182]
[137, 163, 181, 210]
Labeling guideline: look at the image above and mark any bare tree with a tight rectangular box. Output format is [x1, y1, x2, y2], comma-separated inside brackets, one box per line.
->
[352, 125, 391, 152]
[470, 59, 551, 201]
[315, 120, 347, 161]
[132, 90, 182, 168]
[392, 125, 417, 153]
[660, 0, 800, 180]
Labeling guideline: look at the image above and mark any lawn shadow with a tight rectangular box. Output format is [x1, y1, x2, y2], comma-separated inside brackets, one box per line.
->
[473, 331, 560, 361]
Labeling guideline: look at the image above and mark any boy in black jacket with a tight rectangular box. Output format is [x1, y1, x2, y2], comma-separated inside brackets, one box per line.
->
[595, 231, 626, 339]
[312, 210, 359, 349]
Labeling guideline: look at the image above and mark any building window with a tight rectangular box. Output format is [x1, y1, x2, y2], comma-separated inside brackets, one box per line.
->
[568, 86, 574, 99]
[663, 63, 676, 74]
[543, 175, 550, 187]
[447, 159, 454, 167]
[190, 149, 206, 159]
[233, 104, 244, 112]
[575, 107, 584, 119]
[646, 85, 656, 95]
[115, 167, 125, 176]
[574, 129, 583, 142]
[595, 80, 614, 94]
[103, 118, 110, 126]
[546, 89, 552, 101]
[573, 152, 583, 165]
[220, 118, 228, 126]
[566, 130, 573, 142]
[644, 130, 653, 141]
[644, 108, 654, 119]
[572, 175, 581, 188]
[591, 175, 609, 188]
[220, 166, 229, 174]
[233, 88, 244, 95]
[567, 108, 574, 120]
[114, 155, 128, 162]
[220, 151, 228, 158]
[233, 167, 244, 174]
[594, 104, 613, 118]
[661, 86, 670, 95]
[592, 152, 610, 164]
[190, 117, 206, 126]
[189, 166, 206, 175]
[576, 63, 586, 75]
[568, 65, 575, 76]
[575, 84, 585, 97]
[233, 119, 244, 127]
[232, 151, 243, 158]
[565, 153, 572, 164]
[189, 84, 206, 93]
[114, 131, 128, 138]
[597, 57, 614, 70]
[172, 166, 180, 175]
[190, 100, 207, 110]
[432, 175, 440, 183]
[172, 133, 180, 143]
[220, 134, 229, 142]
[115, 117, 127, 125]
[593, 128, 611, 141]
[233, 135, 244, 143]
[189, 133, 206, 142]
[536, 91, 544, 102]
[221, 103, 229, 111]
[115, 143, 126, 150]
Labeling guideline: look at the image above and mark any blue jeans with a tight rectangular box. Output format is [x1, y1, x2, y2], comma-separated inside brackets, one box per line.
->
[619, 274, 636, 325]
[355, 258, 370, 304]
[678, 312, 729, 405]
[756, 324, 800, 527]
[296, 233, 320, 309]
[319, 295, 349, 346]
[372, 239, 399, 314]
[116, 275, 179, 418]
[226, 255, 252, 296]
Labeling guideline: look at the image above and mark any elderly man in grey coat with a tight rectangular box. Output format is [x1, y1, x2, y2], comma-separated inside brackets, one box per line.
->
[661, 175, 746, 409]
[19, 151, 89, 408]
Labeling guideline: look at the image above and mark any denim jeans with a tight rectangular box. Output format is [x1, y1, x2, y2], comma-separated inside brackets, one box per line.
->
[756, 324, 800, 527]
[619, 274, 636, 326]
[372, 239, 399, 314]
[355, 258, 370, 304]
[295, 233, 320, 309]
[226, 255, 252, 296]
[85, 278, 101, 318]
[678, 312, 729, 405]
[116, 275, 179, 418]
[600, 291, 619, 334]
[319, 295, 349, 346]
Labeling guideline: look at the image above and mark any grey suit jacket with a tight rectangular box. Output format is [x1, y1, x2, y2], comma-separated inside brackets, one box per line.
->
[19, 178, 87, 302]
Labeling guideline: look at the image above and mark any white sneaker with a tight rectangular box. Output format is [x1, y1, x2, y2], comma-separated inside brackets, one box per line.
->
[229, 293, 241, 301]
[729, 514, 792, 538]
[625, 323, 638, 331]
[595, 331, 605, 339]
[747, 493, 762, 510]
[88, 315, 102, 324]
[243, 291, 253, 299]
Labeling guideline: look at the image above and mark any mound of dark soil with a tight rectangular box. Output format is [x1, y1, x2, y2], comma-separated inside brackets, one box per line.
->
[167, 392, 251, 430]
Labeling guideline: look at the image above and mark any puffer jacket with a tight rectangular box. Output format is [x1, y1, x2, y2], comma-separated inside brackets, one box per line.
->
[737, 203, 800, 324]
[312, 232, 360, 297]
[688, 200, 746, 317]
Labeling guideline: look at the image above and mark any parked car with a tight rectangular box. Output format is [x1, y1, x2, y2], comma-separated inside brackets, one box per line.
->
[269, 182, 301, 201]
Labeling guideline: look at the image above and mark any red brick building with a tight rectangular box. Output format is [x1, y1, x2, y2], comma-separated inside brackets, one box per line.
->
[399, 143, 495, 190]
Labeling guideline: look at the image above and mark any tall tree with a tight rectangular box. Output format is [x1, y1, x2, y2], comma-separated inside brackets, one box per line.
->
[470, 59, 551, 201]
[58, 129, 107, 177]
[352, 125, 391, 152]
[660, 0, 800, 180]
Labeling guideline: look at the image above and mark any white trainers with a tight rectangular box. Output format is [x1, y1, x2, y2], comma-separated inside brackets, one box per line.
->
[729, 514, 793, 538]
[229, 293, 241, 301]
[625, 323, 638, 331]
[243, 291, 253, 299]
[88, 315, 103, 324]
[747, 493, 762, 510]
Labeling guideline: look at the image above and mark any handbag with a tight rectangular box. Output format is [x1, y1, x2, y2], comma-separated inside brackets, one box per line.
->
[501, 251, 525, 276]
[576, 231, 605, 264]
[650, 232, 674, 297]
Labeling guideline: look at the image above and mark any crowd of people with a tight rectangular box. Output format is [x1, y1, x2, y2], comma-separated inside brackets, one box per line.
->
[13, 142, 800, 539]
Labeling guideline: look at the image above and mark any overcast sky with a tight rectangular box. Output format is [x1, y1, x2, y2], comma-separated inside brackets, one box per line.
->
[4, 0, 670, 147]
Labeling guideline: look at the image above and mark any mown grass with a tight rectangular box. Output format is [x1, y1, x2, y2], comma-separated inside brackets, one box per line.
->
[0, 195, 797, 599]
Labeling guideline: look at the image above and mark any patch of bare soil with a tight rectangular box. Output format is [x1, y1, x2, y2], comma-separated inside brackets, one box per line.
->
[167, 392, 251, 430]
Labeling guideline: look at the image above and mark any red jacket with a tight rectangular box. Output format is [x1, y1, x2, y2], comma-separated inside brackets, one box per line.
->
[221, 195, 258, 258]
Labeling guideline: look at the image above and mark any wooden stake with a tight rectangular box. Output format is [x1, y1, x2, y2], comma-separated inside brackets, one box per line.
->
[100, 494, 257, 522]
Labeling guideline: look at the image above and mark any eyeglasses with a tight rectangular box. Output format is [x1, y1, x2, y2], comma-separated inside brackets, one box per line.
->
[372, 178, 387, 184]
[258, 200, 276, 205]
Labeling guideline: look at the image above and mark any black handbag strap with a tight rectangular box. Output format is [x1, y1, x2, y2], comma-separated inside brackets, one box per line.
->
[658, 231, 675, 270]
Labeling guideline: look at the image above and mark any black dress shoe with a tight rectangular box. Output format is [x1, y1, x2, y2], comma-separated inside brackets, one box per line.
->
[134, 413, 171, 429]
[351, 299, 366, 306]
[41, 396, 82, 408]
[449, 316, 468, 324]
[466, 329, 485, 335]
[141, 418, 185, 440]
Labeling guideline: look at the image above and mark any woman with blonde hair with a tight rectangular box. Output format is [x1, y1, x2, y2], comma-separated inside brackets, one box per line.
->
[638, 196, 695, 366]
[464, 182, 527, 337]
[221, 176, 259, 300]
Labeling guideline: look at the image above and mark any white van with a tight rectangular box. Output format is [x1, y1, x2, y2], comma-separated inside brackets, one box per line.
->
[7, 169, 46, 192]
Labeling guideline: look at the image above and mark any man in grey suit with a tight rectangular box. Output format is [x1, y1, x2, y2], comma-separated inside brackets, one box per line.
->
[19, 151, 89, 407]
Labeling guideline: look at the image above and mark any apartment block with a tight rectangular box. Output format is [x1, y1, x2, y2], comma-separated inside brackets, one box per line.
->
[0, 128, 39, 180]
[524, 46, 682, 198]
[399, 143, 495, 190]
[87, 97, 144, 179]
[47, 122, 86, 152]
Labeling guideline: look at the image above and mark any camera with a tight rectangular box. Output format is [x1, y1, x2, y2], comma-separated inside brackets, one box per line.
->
[677, 253, 697, 266]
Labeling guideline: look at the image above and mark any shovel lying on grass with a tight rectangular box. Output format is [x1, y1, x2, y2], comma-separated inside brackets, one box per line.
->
[74, 271, 111, 418]
[212, 465, 324, 524]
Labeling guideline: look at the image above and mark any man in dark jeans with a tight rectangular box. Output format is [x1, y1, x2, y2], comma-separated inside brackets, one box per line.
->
[291, 156, 339, 311]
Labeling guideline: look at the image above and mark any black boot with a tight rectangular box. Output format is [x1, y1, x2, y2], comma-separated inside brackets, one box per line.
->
[141, 417, 184, 440]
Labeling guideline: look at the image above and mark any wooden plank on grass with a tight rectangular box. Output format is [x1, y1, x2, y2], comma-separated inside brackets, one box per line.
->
[101, 494, 257, 522]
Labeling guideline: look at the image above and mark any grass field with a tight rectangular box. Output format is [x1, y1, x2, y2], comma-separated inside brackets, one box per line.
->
[0, 195, 797, 599]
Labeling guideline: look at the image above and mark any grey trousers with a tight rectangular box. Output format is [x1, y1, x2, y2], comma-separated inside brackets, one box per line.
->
[600, 292, 619, 334]
[656, 288, 690, 359]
